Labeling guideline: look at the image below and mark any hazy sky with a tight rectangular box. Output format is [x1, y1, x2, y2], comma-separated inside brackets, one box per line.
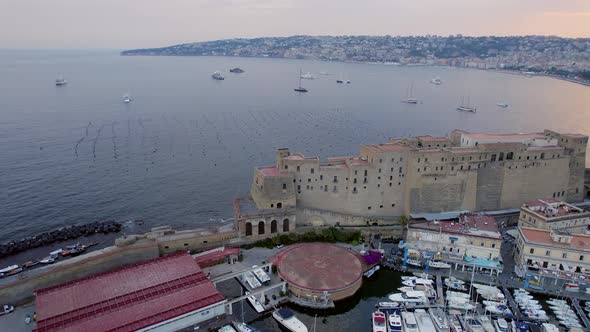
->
[1, 0, 589, 49]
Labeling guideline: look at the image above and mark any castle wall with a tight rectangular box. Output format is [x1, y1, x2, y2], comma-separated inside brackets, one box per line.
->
[252, 130, 588, 224]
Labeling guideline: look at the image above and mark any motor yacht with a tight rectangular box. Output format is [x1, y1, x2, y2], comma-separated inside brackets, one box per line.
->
[272, 308, 308, 332]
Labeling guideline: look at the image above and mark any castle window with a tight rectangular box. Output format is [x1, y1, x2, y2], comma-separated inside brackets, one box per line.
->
[460, 165, 464, 170]
[283, 183, 287, 190]
[320, 175, 323, 180]
[468, 165, 471, 170]
[390, 176, 393, 180]
[392, 204, 395, 207]
[423, 167, 427, 171]
[399, 167, 403, 173]
[333, 176, 338, 183]
[506, 152, 514, 160]
[391, 167, 394, 172]
[530, 248, 534, 254]
[389, 183, 392, 187]
[354, 170, 358, 175]
[367, 206, 372, 210]
[398, 182, 401, 185]
[562, 253, 567, 259]
[534, 156, 537, 160]
[364, 170, 368, 176]
[469, 156, 472, 161]
[491, 154, 497, 162]
[417, 168, 420, 172]
[418, 158, 421, 163]
[435, 166, 438, 171]
[333, 186, 337, 192]
[562, 191, 565, 196]
[400, 157, 403, 162]
[377, 184, 381, 188]
[311, 168, 314, 174]
[378, 168, 382, 173]
[353, 187, 357, 193]
[451, 166, 454, 171]
[440, 166, 443, 170]
[271, 203, 274, 208]
[324, 185, 328, 191]
[297, 185, 301, 193]
[380, 205, 383, 208]
[297, 166, 300, 172]
[545, 250, 551, 256]
[379, 158, 383, 163]
[499, 152, 504, 161]
[526, 156, 530, 160]
[308, 178, 311, 183]
[452, 157, 455, 162]
[580, 255, 584, 261]
[541, 153, 545, 159]
[441, 157, 444, 162]
[354, 178, 357, 184]
[285, 165, 288, 169]
[364, 177, 368, 183]
[425, 158, 428, 162]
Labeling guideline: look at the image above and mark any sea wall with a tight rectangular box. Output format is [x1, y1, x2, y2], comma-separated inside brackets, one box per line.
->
[0, 241, 159, 305]
[296, 207, 397, 227]
[0, 221, 122, 259]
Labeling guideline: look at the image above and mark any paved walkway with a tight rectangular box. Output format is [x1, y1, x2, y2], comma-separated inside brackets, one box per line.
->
[0, 303, 35, 332]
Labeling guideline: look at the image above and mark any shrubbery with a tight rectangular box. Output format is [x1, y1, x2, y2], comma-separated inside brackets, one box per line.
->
[241, 227, 362, 249]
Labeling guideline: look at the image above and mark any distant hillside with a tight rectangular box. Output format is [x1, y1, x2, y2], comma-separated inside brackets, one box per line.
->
[121, 35, 590, 77]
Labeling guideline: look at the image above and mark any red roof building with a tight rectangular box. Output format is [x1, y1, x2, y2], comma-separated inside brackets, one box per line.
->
[34, 253, 226, 332]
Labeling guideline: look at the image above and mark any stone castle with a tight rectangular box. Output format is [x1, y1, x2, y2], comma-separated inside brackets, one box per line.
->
[250, 129, 587, 225]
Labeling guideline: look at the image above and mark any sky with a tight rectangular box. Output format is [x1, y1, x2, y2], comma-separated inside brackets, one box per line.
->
[1, 0, 589, 49]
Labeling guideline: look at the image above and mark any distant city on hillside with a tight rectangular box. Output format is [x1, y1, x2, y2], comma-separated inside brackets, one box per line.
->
[122, 35, 590, 80]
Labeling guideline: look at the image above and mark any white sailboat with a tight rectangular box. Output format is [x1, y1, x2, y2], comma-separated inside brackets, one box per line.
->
[457, 92, 477, 113]
[245, 291, 265, 313]
[401, 312, 419, 332]
[294, 69, 308, 92]
[123, 94, 132, 103]
[402, 83, 418, 104]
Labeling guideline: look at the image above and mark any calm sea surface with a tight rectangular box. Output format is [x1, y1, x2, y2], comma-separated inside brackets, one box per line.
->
[1, 50, 590, 242]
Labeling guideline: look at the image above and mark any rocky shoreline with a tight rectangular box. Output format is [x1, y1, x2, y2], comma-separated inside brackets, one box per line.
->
[0, 221, 122, 259]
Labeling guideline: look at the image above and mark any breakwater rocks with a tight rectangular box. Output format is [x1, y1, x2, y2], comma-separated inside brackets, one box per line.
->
[0, 221, 122, 259]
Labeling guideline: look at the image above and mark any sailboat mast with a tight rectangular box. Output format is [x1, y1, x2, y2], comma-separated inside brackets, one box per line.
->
[299, 68, 302, 88]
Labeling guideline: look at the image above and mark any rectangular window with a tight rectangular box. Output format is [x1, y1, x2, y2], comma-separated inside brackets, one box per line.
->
[580, 255, 584, 261]
[562, 253, 567, 259]
[333, 176, 338, 183]
[311, 168, 314, 174]
[297, 166, 300, 172]
[282, 183, 287, 190]
[320, 175, 323, 180]
[529, 248, 534, 254]
[545, 250, 551, 256]
[491, 154, 497, 162]
[364, 170, 368, 176]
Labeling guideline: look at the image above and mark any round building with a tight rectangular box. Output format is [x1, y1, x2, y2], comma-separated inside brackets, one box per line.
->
[270, 243, 364, 302]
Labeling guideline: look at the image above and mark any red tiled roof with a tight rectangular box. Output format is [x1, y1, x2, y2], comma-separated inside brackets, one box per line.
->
[258, 166, 281, 176]
[520, 227, 590, 250]
[411, 214, 500, 239]
[194, 247, 240, 265]
[523, 199, 584, 218]
[34, 253, 224, 332]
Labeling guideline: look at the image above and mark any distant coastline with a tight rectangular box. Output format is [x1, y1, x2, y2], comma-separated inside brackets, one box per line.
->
[122, 35, 590, 87]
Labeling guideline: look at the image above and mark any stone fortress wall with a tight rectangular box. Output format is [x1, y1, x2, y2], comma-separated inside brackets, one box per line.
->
[251, 129, 587, 226]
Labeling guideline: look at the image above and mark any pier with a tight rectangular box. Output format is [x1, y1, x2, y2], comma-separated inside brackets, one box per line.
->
[436, 275, 444, 306]
[571, 299, 590, 330]
[502, 287, 522, 320]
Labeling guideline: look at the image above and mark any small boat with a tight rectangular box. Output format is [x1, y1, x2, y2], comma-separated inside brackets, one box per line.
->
[49, 249, 63, 257]
[430, 77, 442, 85]
[447, 300, 476, 311]
[496, 102, 509, 108]
[402, 278, 433, 287]
[232, 321, 259, 332]
[401, 312, 419, 332]
[219, 325, 237, 332]
[294, 69, 308, 93]
[485, 305, 512, 316]
[272, 308, 308, 332]
[23, 261, 40, 268]
[457, 93, 476, 113]
[372, 311, 387, 332]
[336, 79, 344, 83]
[211, 71, 225, 80]
[387, 310, 403, 332]
[245, 291, 265, 313]
[414, 309, 436, 332]
[55, 76, 68, 86]
[123, 94, 132, 103]
[229, 67, 245, 73]
[564, 283, 580, 292]
[40, 257, 55, 264]
[376, 302, 401, 308]
[429, 307, 450, 332]
[512, 321, 530, 332]
[464, 318, 484, 332]
[251, 265, 271, 285]
[0, 265, 20, 275]
[406, 259, 422, 267]
[402, 83, 418, 104]
[398, 286, 415, 293]
[445, 277, 467, 291]
[493, 318, 509, 332]
[364, 265, 380, 278]
[300, 72, 315, 80]
[428, 260, 451, 269]
[4, 267, 23, 276]
[541, 323, 559, 332]
[388, 290, 428, 304]
[447, 291, 469, 299]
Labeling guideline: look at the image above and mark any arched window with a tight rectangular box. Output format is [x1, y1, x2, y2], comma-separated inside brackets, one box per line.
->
[277, 202, 282, 209]
[245, 222, 252, 236]
[271, 220, 278, 233]
[258, 221, 265, 235]
[283, 219, 290, 232]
